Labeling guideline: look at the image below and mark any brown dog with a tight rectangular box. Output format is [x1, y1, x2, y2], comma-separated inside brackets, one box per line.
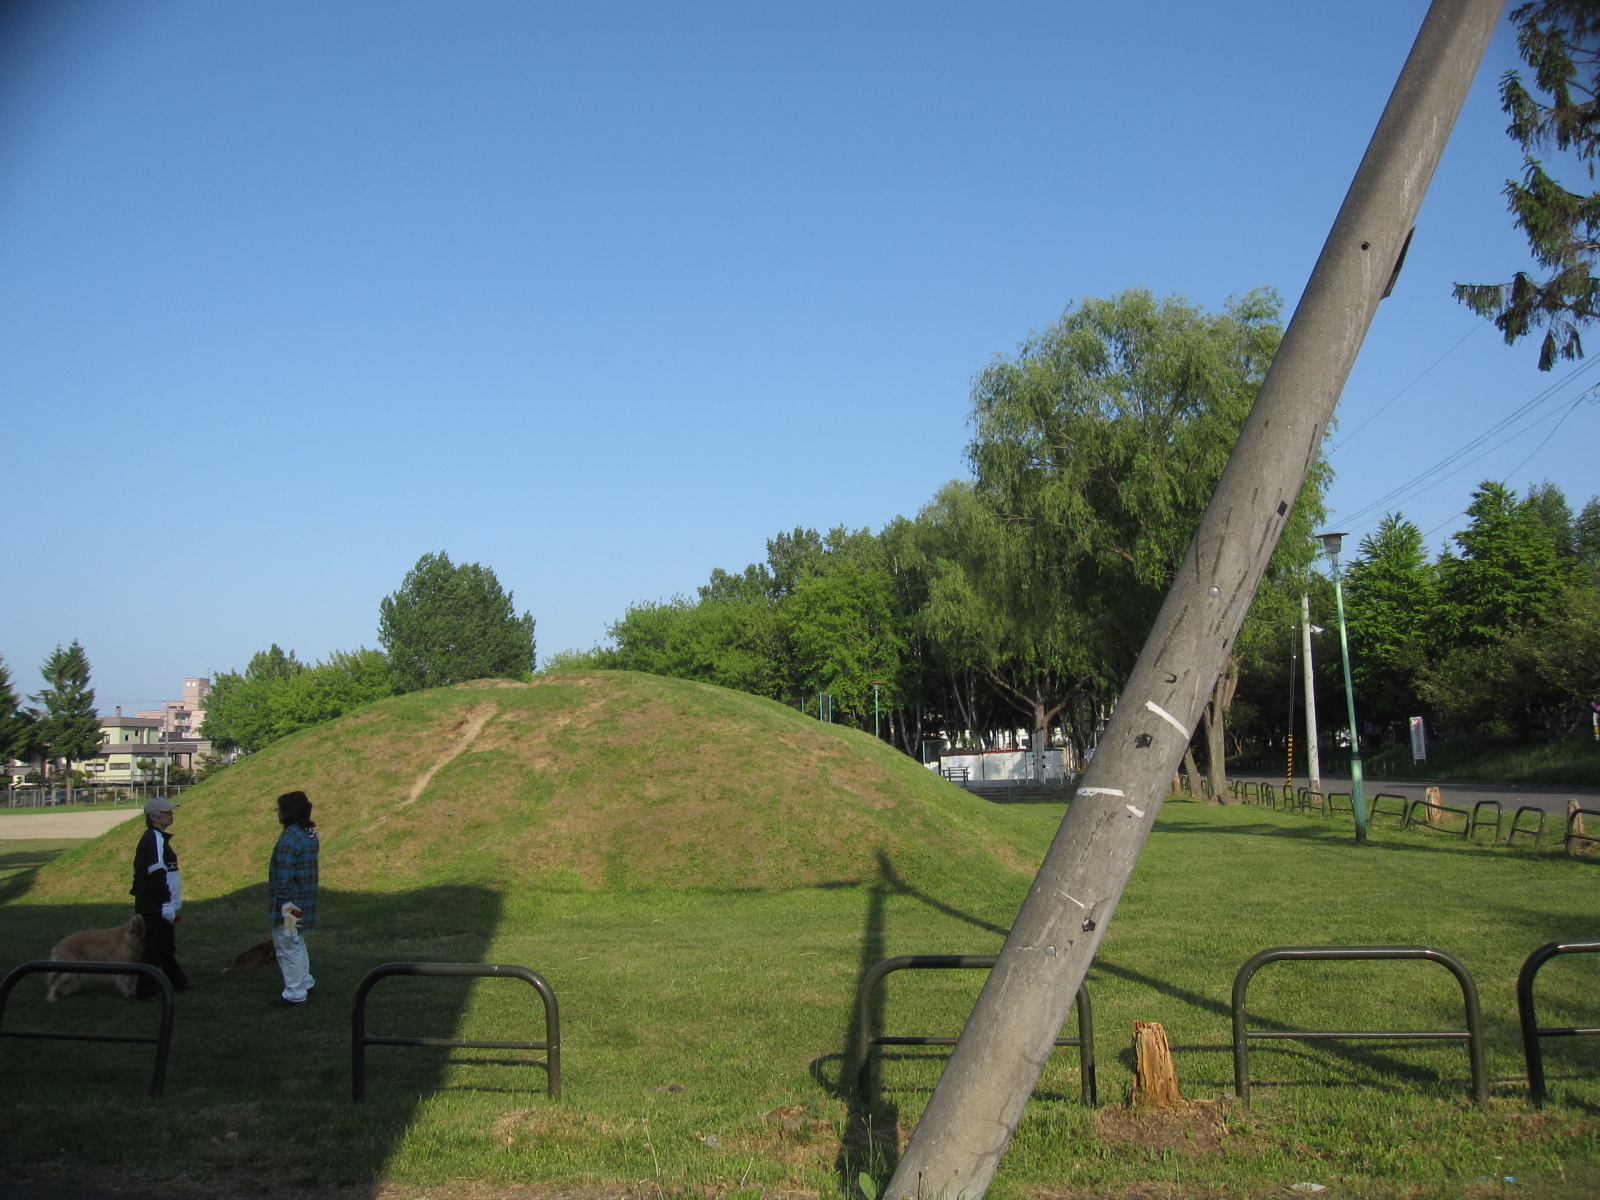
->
[226, 940, 277, 972]
[45, 914, 146, 1001]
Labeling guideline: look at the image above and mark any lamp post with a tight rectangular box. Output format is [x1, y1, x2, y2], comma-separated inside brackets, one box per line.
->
[1317, 532, 1368, 843]
[870, 682, 885, 740]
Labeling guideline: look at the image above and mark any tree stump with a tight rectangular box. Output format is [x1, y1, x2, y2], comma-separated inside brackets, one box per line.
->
[1570, 799, 1587, 849]
[1131, 1020, 1180, 1108]
[1425, 786, 1445, 824]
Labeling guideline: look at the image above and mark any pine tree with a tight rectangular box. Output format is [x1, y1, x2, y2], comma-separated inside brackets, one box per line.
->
[0, 655, 38, 772]
[1435, 482, 1571, 645]
[31, 641, 101, 800]
[1343, 514, 1437, 725]
[1575, 494, 1600, 565]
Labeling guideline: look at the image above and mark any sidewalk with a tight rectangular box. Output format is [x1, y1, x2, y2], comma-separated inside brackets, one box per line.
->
[0, 808, 144, 840]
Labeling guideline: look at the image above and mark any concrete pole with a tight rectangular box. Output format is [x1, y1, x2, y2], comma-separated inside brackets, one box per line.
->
[883, 4, 1503, 1196]
[1302, 592, 1322, 794]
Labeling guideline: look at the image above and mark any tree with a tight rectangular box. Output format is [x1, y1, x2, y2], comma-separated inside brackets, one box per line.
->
[1343, 514, 1438, 726]
[31, 641, 100, 800]
[379, 552, 537, 692]
[0, 655, 37, 775]
[965, 288, 1327, 765]
[202, 645, 394, 753]
[269, 649, 393, 739]
[1456, 1, 1600, 368]
[1574, 494, 1600, 565]
[1434, 481, 1576, 646]
[1423, 578, 1600, 737]
[201, 645, 306, 753]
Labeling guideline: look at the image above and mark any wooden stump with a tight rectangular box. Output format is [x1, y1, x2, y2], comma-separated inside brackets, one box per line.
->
[1425, 786, 1445, 824]
[1570, 800, 1587, 849]
[1131, 1020, 1180, 1108]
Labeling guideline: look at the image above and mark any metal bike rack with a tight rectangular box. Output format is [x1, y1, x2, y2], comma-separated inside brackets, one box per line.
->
[1563, 808, 1600, 853]
[1368, 794, 1410, 823]
[854, 955, 1095, 1105]
[0, 960, 175, 1099]
[1325, 792, 1353, 818]
[1231, 946, 1486, 1108]
[1402, 799, 1500, 841]
[1297, 788, 1325, 813]
[352, 962, 560, 1102]
[1507, 806, 1547, 848]
[1517, 941, 1600, 1108]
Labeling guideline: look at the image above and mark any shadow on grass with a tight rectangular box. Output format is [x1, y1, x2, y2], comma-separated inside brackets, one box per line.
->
[1094, 954, 1485, 1098]
[0, 845, 75, 903]
[811, 852, 1029, 1195]
[0, 882, 514, 1195]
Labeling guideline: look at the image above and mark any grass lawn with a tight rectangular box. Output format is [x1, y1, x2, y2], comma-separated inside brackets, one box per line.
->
[2, 801, 1598, 1199]
[0, 839, 82, 888]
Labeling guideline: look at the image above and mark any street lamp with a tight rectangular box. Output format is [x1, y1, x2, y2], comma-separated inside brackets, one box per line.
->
[870, 682, 885, 740]
[1317, 531, 1368, 843]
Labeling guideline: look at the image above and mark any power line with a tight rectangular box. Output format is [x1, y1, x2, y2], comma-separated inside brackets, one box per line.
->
[1336, 353, 1600, 529]
[1333, 318, 1487, 451]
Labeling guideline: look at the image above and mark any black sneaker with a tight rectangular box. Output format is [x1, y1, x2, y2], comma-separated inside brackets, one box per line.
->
[268, 997, 306, 1009]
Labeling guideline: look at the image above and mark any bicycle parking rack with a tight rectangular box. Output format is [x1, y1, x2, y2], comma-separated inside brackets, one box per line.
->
[1231, 946, 1486, 1108]
[1563, 808, 1600, 853]
[0, 960, 175, 1098]
[352, 962, 560, 1102]
[1325, 792, 1353, 818]
[854, 955, 1096, 1105]
[1368, 794, 1410, 823]
[1517, 941, 1600, 1107]
[1402, 798, 1501, 841]
[1295, 788, 1325, 814]
[1507, 806, 1547, 848]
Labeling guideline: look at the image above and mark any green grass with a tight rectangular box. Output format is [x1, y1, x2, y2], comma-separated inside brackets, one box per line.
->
[0, 839, 79, 889]
[1328, 740, 1600, 788]
[3, 802, 1598, 1199]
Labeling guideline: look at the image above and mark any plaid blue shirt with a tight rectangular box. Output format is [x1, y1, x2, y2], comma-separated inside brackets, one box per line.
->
[268, 824, 319, 930]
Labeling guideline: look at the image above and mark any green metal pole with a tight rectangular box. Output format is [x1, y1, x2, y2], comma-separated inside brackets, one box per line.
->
[874, 686, 881, 740]
[1329, 556, 1369, 843]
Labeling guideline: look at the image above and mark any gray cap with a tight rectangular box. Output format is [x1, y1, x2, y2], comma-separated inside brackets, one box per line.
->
[144, 797, 178, 816]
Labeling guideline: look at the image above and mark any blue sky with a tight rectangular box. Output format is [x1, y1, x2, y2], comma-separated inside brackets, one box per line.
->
[3, 1, 1595, 711]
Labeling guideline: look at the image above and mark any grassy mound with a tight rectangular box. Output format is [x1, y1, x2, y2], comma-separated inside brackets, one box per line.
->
[23, 670, 1043, 905]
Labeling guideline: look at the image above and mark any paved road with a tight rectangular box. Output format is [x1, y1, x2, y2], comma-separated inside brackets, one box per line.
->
[1236, 774, 1600, 818]
[0, 808, 143, 840]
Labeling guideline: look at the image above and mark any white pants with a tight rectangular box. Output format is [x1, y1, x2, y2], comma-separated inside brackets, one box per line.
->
[272, 926, 315, 1002]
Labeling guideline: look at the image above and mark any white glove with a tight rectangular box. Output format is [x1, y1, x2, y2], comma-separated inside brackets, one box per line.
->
[160, 903, 175, 922]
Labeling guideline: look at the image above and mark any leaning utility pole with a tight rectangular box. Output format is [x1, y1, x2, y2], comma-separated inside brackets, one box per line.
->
[884, 3, 1504, 1196]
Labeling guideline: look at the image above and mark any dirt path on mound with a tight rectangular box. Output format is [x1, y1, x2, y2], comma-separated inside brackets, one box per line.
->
[398, 703, 499, 807]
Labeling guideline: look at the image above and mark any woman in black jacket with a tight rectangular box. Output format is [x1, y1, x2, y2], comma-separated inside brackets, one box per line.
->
[131, 797, 190, 999]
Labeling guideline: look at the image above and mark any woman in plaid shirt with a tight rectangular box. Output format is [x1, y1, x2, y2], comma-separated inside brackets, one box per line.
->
[268, 790, 319, 1008]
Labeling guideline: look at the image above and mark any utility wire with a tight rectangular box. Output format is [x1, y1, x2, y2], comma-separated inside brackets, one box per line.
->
[1336, 353, 1600, 529]
[1403, 385, 1599, 544]
[1333, 318, 1487, 451]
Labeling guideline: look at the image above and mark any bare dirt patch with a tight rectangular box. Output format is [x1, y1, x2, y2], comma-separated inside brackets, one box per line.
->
[1092, 1097, 1244, 1156]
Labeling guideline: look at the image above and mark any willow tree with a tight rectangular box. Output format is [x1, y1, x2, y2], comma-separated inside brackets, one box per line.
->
[966, 288, 1327, 782]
